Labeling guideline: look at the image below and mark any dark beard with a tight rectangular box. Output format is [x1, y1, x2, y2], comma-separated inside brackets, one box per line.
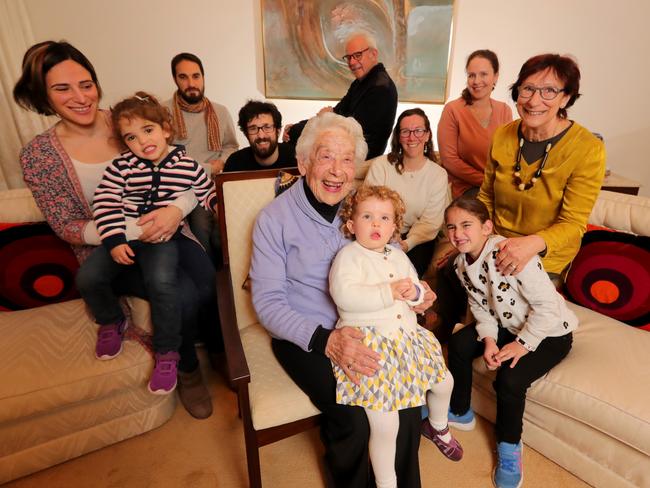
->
[179, 89, 203, 104]
[252, 137, 278, 159]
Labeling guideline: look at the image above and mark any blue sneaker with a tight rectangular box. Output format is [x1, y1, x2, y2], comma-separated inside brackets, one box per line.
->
[421, 406, 429, 420]
[494, 441, 523, 488]
[448, 408, 476, 431]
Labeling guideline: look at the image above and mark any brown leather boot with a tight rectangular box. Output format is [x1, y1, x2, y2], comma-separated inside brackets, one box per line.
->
[177, 368, 213, 419]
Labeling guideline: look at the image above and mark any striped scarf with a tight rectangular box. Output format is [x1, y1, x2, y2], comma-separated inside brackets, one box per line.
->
[171, 92, 222, 151]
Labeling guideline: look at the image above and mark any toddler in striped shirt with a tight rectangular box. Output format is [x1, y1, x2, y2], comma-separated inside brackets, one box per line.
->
[76, 91, 217, 395]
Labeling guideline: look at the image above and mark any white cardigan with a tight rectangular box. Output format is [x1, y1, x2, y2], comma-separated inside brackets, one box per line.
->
[455, 235, 578, 351]
[329, 241, 424, 336]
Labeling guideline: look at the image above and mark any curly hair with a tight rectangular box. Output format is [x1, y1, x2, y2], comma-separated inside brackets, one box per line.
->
[110, 91, 174, 148]
[339, 185, 405, 240]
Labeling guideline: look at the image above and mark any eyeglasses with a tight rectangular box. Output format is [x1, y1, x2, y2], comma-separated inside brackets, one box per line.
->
[342, 47, 370, 63]
[518, 85, 565, 100]
[246, 124, 275, 135]
[399, 128, 428, 139]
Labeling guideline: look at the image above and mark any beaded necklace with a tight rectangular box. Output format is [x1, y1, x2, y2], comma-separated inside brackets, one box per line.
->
[513, 139, 552, 191]
[513, 120, 572, 191]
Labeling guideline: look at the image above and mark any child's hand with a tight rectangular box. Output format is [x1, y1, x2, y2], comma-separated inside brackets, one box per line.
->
[390, 278, 412, 300]
[483, 337, 501, 370]
[402, 279, 417, 301]
[110, 244, 135, 265]
[495, 341, 529, 368]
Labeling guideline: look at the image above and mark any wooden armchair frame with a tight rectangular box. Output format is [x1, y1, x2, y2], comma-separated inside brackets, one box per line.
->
[213, 169, 320, 488]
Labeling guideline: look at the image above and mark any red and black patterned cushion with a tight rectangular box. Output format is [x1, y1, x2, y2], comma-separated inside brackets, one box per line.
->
[565, 229, 650, 331]
[0, 222, 79, 311]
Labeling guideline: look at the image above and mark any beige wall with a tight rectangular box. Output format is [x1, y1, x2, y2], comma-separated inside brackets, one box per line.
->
[23, 0, 650, 195]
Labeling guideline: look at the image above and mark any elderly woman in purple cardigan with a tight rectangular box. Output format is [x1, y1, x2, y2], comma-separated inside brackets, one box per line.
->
[250, 112, 435, 487]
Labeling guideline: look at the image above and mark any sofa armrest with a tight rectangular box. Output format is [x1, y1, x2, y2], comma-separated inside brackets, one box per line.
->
[0, 188, 44, 223]
[590, 190, 650, 236]
[217, 265, 251, 388]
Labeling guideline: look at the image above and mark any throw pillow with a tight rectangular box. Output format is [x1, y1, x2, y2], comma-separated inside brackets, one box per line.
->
[0, 222, 79, 311]
[564, 229, 650, 330]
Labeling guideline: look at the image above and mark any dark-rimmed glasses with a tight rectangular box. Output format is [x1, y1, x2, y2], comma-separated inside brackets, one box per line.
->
[399, 128, 428, 139]
[246, 124, 275, 135]
[518, 85, 565, 100]
[342, 48, 370, 63]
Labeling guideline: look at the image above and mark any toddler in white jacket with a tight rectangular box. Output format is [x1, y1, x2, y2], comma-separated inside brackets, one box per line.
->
[329, 185, 462, 488]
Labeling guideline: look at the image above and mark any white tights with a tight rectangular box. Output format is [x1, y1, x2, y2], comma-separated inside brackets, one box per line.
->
[366, 374, 454, 488]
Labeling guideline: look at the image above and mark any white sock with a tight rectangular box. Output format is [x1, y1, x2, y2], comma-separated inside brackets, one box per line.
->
[366, 409, 399, 488]
[427, 374, 455, 442]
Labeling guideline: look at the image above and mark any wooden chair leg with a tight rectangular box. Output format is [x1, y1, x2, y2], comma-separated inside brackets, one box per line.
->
[240, 388, 262, 487]
[245, 438, 262, 488]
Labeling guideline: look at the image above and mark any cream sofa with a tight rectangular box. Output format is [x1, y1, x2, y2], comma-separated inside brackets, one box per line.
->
[471, 190, 650, 488]
[0, 188, 176, 484]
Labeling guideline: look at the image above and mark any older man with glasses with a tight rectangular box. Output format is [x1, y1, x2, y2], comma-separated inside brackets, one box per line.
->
[224, 99, 297, 172]
[284, 32, 398, 161]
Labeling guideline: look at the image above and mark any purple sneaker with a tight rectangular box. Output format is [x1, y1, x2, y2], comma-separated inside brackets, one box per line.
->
[421, 419, 464, 461]
[95, 318, 127, 360]
[148, 351, 180, 395]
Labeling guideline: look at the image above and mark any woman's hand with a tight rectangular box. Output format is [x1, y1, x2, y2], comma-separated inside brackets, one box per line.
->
[494, 340, 529, 368]
[325, 327, 380, 385]
[282, 124, 294, 142]
[495, 235, 546, 275]
[398, 238, 409, 253]
[137, 205, 183, 243]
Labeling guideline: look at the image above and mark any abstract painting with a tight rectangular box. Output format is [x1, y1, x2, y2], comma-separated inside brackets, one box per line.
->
[261, 0, 454, 103]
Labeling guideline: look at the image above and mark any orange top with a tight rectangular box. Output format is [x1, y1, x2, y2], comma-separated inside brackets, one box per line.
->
[437, 97, 512, 198]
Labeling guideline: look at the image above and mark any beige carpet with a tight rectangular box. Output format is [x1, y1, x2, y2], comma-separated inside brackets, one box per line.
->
[6, 350, 589, 488]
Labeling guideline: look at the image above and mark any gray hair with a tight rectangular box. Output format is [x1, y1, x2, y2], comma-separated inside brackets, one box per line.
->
[345, 31, 377, 50]
[295, 112, 368, 166]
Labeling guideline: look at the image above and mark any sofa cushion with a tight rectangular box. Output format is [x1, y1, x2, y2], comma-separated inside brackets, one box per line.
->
[565, 229, 650, 330]
[0, 222, 79, 311]
[242, 322, 320, 430]
[0, 299, 155, 424]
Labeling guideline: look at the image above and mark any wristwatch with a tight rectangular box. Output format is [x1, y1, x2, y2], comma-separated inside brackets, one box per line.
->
[516, 336, 535, 352]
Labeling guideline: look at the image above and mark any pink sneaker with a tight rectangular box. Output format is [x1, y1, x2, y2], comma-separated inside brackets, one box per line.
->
[95, 318, 127, 360]
[421, 420, 464, 461]
[148, 351, 180, 395]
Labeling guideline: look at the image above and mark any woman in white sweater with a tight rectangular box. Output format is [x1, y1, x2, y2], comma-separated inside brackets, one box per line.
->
[365, 108, 449, 276]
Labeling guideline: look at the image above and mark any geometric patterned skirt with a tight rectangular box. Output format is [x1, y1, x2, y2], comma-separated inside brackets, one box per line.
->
[333, 325, 447, 411]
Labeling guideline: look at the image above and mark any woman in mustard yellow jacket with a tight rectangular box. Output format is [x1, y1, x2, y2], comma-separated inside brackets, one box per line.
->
[479, 53, 606, 279]
[436, 53, 605, 342]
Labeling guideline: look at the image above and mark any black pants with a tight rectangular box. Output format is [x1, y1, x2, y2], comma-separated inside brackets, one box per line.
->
[448, 325, 573, 443]
[272, 338, 422, 488]
[405, 237, 436, 278]
[433, 254, 466, 343]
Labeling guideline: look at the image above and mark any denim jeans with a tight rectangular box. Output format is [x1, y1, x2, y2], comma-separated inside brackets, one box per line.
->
[76, 236, 219, 371]
[77, 239, 182, 353]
